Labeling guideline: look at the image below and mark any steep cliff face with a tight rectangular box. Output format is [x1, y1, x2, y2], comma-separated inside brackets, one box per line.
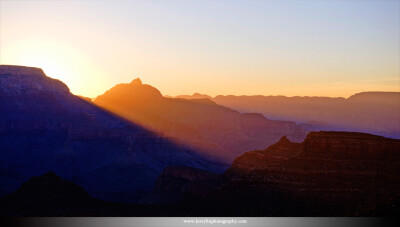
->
[228, 132, 400, 174]
[222, 131, 400, 215]
[0, 65, 225, 202]
[94, 79, 307, 161]
[145, 131, 400, 215]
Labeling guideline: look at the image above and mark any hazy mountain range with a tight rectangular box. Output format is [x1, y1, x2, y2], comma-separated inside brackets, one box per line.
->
[175, 92, 400, 139]
[93, 78, 306, 161]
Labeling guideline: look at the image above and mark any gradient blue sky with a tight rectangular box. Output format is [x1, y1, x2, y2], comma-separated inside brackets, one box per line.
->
[1, 0, 399, 98]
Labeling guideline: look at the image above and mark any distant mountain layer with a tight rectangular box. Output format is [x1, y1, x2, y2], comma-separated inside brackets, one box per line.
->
[148, 131, 400, 216]
[94, 79, 307, 161]
[175, 92, 400, 139]
[0, 65, 224, 202]
[175, 93, 211, 100]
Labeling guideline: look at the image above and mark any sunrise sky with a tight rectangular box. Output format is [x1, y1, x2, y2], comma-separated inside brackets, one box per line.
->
[1, 0, 399, 98]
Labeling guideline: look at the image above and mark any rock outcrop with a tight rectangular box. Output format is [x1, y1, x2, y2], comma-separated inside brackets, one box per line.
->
[220, 131, 400, 215]
[0, 65, 69, 94]
[227, 131, 400, 175]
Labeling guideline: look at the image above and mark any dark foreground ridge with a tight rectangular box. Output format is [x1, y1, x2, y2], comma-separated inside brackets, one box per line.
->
[1, 131, 399, 216]
[152, 131, 400, 216]
[0, 172, 182, 216]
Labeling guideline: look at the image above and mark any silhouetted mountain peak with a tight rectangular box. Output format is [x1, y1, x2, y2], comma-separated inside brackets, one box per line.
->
[95, 79, 163, 104]
[1, 65, 225, 202]
[277, 136, 291, 144]
[130, 77, 142, 86]
[95, 79, 307, 161]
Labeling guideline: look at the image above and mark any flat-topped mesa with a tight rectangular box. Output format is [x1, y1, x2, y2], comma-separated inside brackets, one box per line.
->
[305, 131, 392, 141]
[0, 65, 70, 94]
[0, 65, 44, 75]
[302, 131, 400, 158]
[347, 91, 400, 103]
[95, 78, 163, 106]
[227, 131, 400, 175]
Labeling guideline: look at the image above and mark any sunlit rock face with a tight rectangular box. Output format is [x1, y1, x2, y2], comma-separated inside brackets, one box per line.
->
[94, 79, 307, 162]
[0, 65, 225, 202]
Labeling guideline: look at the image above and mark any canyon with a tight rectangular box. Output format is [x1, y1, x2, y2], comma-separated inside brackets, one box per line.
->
[0, 65, 224, 202]
[1, 65, 399, 216]
[1, 131, 399, 216]
[148, 131, 400, 216]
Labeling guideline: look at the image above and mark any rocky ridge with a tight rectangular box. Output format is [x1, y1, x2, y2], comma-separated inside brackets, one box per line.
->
[0, 65, 224, 202]
[94, 78, 307, 161]
[148, 131, 400, 215]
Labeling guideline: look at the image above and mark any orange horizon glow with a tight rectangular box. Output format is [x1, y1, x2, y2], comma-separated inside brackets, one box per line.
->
[1, 0, 399, 98]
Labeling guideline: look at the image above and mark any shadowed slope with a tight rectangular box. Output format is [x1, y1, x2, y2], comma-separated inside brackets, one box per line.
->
[0, 65, 225, 202]
[145, 131, 400, 216]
